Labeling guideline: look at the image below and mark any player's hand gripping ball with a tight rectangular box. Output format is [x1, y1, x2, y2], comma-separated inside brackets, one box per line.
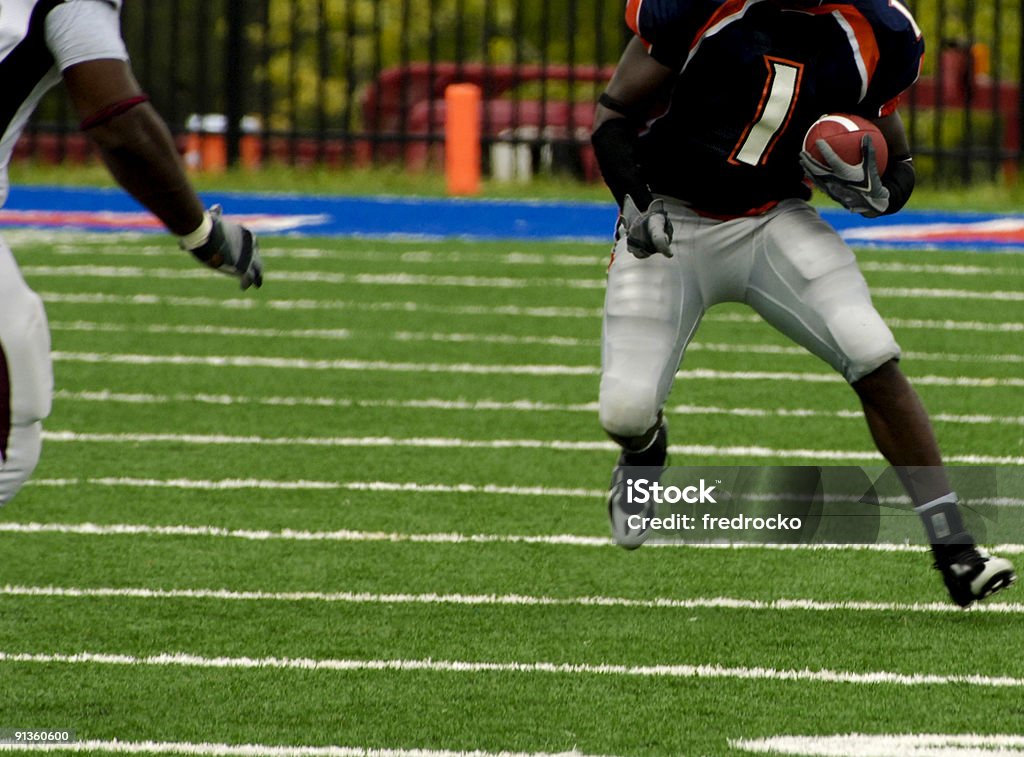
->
[800, 114, 891, 217]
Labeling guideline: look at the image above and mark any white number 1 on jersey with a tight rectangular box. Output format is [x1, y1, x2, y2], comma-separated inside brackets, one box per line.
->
[731, 57, 804, 167]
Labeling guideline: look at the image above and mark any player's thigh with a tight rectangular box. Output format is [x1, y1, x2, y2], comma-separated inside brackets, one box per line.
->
[0, 239, 53, 425]
[600, 234, 703, 437]
[747, 201, 898, 383]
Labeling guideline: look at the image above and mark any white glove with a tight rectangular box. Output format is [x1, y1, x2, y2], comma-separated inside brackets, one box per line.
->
[620, 194, 673, 258]
[800, 136, 890, 218]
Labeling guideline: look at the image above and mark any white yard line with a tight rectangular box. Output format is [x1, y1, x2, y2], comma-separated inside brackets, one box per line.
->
[0, 521, 614, 545]
[47, 320, 1024, 364]
[38, 432, 618, 452]
[859, 260, 1024, 277]
[710, 311, 1024, 334]
[0, 649, 1021, 688]
[38, 292, 602, 318]
[872, 287, 1024, 302]
[2, 521, 1023, 554]
[37, 291, 1024, 333]
[50, 390, 1024, 427]
[33, 243, 1024, 275]
[20, 265, 1024, 299]
[26, 477, 1024, 509]
[28, 476, 603, 498]
[22, 265, 605, 290]
[49, 321, 352, 340]
[50, 351, 601, 376]
[3, 584, 1022, 615]
[731, 733, 1024, 756]
[0, 740, 606, 757]
[36, 431, 1024, 465]
[41, 243, 609, 268]
[48, 352, 1024, 388]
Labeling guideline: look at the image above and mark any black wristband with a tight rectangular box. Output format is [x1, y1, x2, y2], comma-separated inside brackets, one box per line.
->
[598, 92, 647, 125]
[591, 117, 654, 209]
[880, 157, 915, 215]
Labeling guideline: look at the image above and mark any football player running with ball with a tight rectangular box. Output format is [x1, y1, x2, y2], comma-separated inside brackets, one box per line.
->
[591, 0, 1016, 606]
[0, 0, 263, 507]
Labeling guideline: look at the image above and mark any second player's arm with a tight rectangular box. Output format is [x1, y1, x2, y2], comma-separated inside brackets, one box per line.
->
[591, 37, 675, 210]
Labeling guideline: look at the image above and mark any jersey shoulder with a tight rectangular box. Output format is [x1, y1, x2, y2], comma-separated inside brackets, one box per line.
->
[852, 0, 925, 115]
[626, 0, 720, 68]
[854, 0, 922, 35]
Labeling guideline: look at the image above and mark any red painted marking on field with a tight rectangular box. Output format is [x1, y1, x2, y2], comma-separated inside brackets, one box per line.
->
[843, 218, 1024, 246]
[0, 209, 328, 233]
[0, 209, 159, 229]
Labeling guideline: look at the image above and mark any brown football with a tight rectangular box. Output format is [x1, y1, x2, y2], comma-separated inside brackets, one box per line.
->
[803, 114, 888, 174]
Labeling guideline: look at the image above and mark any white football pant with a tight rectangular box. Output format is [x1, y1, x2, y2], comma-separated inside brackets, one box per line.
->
[600, 198, 899, 439]
[0, 235, 52, 506]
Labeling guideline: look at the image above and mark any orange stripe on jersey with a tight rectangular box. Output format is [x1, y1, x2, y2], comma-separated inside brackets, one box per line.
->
[690, 0, 759, 51]
[879, 95, 901, 117]
[625, 0, 643, 34]
[803, 4, 881, 95]
[625, 0, 652, 49]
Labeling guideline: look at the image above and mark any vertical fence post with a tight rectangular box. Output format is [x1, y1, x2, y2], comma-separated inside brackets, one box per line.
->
[225, 0, 246, 167]
[1019, 0, 1024, 175]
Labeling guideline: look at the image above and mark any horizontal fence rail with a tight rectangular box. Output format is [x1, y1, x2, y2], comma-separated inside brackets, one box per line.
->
[16, 0, 1024, 187]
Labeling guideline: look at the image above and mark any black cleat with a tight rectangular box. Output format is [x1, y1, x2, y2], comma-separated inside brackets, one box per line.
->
[607, 420, 669, 550]
[937, 546, 1017, 607]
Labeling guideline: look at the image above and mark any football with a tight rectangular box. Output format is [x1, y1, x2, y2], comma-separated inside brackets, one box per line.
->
[803, 114, 888, 174]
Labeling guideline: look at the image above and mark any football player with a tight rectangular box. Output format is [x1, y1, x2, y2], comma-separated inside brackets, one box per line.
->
[0, 0, 263, 507]
[591, 0, 1016, 606]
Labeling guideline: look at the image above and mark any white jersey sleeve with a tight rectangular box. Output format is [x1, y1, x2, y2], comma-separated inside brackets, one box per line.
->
[45, 0, 128, 70]
[0, 0, 128, 204]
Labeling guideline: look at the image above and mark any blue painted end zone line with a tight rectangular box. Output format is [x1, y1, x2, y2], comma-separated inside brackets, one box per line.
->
[1, 185, 618, 243]
[3, 185, 1024, 251]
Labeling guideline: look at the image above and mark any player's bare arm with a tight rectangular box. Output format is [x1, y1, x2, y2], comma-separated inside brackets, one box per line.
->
[593, 37, 675, 133]
[62, 58, 203, 236]
[63, 58, 262, 289]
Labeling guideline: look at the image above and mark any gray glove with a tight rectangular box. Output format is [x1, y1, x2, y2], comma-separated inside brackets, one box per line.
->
[620, 194, 673, 258]
[182, 204, 263, 290]
[800, 136, 890, 218]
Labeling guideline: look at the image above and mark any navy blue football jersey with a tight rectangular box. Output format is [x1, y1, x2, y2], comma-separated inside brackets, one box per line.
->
[625, 0, 924, 216]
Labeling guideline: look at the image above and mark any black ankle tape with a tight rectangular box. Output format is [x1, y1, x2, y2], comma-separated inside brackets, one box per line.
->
[915, 492, 969, 545]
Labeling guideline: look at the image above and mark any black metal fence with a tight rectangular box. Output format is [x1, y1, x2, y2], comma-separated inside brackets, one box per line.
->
[19, 0, 1024, 187]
